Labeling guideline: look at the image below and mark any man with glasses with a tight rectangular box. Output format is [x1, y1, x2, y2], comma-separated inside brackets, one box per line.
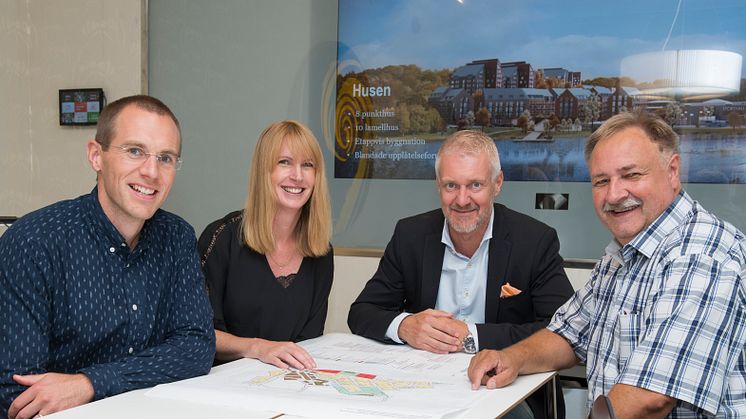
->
[0, 95, 215, 418]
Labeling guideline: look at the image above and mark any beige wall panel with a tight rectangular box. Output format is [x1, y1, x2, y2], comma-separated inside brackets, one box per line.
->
[0, 0, 144, 217]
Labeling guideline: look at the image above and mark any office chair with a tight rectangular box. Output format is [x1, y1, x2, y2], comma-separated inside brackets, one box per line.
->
[589, 395, 616, 419]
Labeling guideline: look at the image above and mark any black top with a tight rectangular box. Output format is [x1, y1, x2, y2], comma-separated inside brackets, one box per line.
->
[198, 211, 334, 342]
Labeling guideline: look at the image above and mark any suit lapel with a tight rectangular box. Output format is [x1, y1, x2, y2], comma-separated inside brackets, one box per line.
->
[421, 232, 445, 308]
[485, 204, 511, 322]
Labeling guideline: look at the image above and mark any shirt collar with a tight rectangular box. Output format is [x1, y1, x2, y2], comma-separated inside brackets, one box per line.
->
[603, 240, 624, 265]
[441, 206, 494, 255]
[85, 186, 154, 254]
[614, 190, 692, 260]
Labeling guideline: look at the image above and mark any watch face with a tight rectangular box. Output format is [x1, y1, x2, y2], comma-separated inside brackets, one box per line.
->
[463, 335, 476, 354]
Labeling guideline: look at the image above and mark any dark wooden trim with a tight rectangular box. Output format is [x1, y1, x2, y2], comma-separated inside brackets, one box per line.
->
[0, 216, 18, 225]
[336, 247, 599, 269]
[334, 247, 385, 258]
[563, 258, 597, 269]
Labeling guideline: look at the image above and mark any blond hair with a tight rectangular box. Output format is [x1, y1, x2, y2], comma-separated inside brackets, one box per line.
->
[241, 121, 331, 257]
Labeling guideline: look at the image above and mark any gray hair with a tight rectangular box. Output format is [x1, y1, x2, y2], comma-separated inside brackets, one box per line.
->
[585, 111, 679, 162]
[435, 130, 501, 180]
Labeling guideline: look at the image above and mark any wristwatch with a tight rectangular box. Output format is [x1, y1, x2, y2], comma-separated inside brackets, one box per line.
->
[462, 333, 476, 354]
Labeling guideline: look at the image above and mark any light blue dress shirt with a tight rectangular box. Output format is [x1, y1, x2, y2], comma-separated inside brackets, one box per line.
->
[385, 211, 494, 351]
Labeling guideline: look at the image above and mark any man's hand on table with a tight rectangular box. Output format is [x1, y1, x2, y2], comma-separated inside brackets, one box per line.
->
[467, 349, 521, 390]
[398, 309, 469, 354]
[9, 372, 94, 419]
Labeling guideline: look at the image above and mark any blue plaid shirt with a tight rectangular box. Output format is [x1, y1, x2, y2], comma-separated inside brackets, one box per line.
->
[548, 191, 746, 417]
[0, 188, 215, 414]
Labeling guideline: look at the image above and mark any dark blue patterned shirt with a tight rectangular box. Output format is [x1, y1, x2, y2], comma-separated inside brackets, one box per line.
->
[0, 188, 215, 414]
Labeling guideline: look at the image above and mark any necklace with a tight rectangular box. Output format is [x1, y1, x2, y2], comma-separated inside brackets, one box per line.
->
[267, 246, 299, 276]
[267, 251, 294, 268]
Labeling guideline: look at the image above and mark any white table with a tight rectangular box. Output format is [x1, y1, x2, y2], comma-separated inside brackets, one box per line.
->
[48, 334, 557, 419]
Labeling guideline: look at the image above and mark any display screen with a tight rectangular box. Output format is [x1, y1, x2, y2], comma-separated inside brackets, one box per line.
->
[334, 0, 746, 184]
[59, 88, 105, 126]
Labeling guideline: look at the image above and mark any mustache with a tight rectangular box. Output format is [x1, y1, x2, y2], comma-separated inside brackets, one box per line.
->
[449, 204, 479, 212]
[603, 197, 642, 212]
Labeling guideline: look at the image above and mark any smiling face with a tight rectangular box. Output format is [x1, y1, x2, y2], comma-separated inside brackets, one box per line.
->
[270, 142, 316, 214]
[438, 151, 502, 237]
[589, 126, 681, 245]
[88, 105, 180, 240]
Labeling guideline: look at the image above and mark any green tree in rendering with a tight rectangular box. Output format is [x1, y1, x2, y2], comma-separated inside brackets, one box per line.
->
[396, 103, 411, 133]
[663, 102, 682, 127]
[727, 111, 743, 131]
[473, 90, 484, 112]
[465, 111, 475, 128]
[517, 110, 532, 134]
[546, 114, 561, 132]
[582, 92, 601, 127]
[475, 108, 490, 130]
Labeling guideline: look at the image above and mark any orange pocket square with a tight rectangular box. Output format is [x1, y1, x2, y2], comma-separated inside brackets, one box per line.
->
[500, 282, 522, 298]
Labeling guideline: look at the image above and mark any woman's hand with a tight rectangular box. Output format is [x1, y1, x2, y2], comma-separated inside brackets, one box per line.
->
[248, 339, 316, 370]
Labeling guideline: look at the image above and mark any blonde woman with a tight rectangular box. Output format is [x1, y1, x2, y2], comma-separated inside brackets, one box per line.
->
[198, 120, 332, 369]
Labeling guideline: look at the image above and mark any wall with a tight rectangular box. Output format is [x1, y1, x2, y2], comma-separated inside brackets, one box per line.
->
[0, 0, 145, 218]
[149, 0, 339, 229]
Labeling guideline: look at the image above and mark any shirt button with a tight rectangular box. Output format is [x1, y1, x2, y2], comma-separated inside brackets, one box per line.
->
[128, 347, 134, 354]
[109, 247, 116, 253]
[132, 304, 138, 311]
[125, 264, 130, 268]
[121, 243, 126, 247]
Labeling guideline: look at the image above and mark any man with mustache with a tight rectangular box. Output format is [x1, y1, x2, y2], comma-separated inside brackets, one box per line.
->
[468, 112, 746, 418]
[348, 129, 574, 419]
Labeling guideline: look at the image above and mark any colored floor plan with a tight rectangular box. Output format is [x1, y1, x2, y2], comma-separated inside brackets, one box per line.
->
[249, 369, 434, 400]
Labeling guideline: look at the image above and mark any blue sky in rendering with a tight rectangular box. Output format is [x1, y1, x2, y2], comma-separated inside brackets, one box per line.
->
[338, 0, 746, 78]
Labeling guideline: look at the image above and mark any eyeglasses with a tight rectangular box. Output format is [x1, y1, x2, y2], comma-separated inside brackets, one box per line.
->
[110, 145, 183, 171]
